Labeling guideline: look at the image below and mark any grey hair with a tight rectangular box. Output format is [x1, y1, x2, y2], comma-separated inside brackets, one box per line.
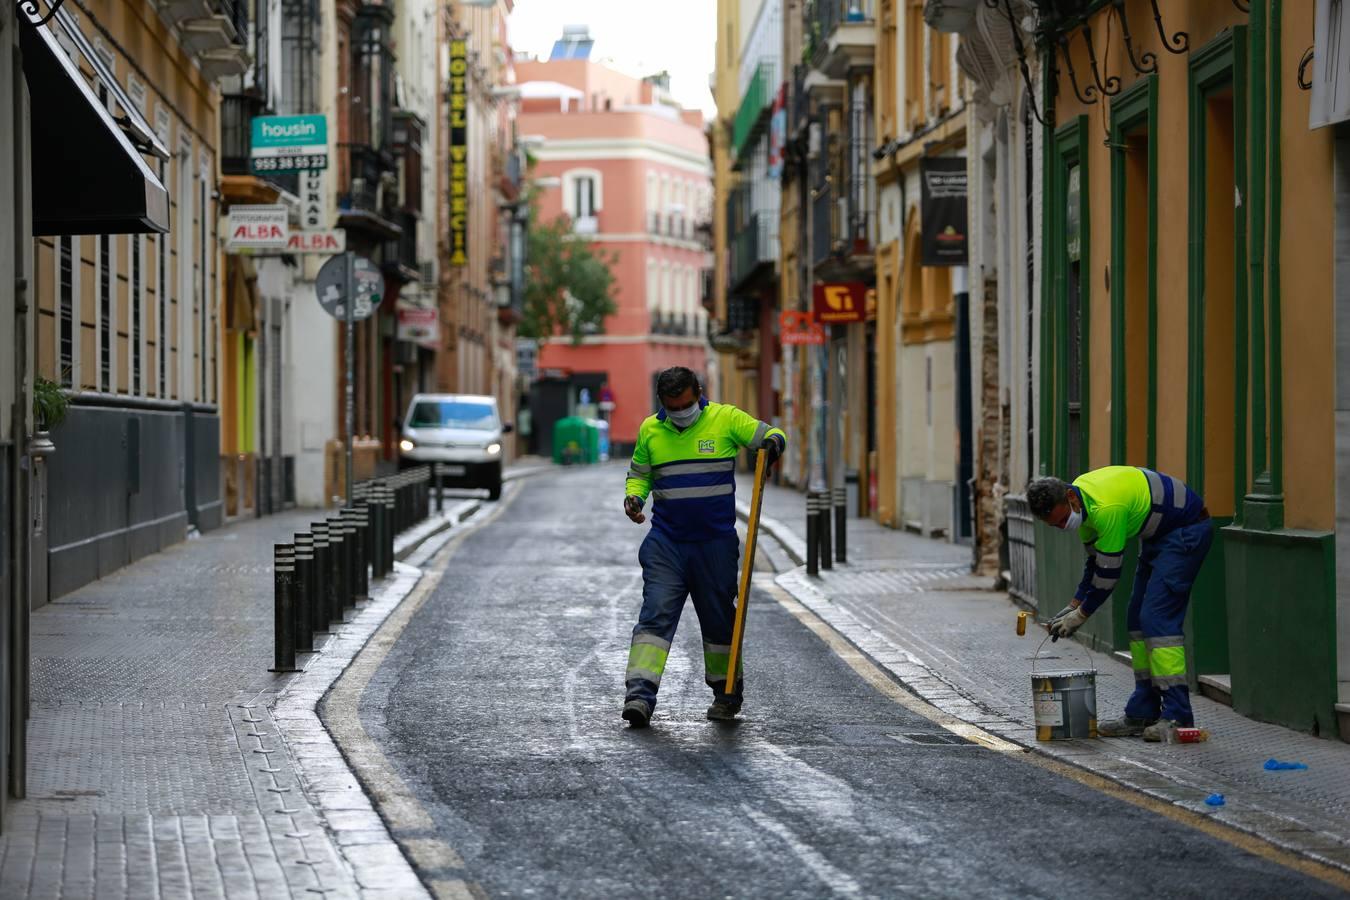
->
[1027, 476, 1071, 519]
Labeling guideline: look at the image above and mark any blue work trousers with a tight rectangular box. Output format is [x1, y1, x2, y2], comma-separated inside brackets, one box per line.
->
[625, 530, 742, 712]
[1123, 520, 1214, 726]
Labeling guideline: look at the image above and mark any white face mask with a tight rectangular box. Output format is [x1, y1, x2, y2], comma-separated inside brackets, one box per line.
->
[667, 403, 702, 429]
[1058, 509, 1083, 531]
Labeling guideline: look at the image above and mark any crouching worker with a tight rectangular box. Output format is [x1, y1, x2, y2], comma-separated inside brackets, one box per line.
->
[620, 366, 785, 728]
[1027, 467, 1212, 742]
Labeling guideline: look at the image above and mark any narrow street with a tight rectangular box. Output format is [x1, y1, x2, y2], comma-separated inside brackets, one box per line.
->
[340, 467, 1341, 898]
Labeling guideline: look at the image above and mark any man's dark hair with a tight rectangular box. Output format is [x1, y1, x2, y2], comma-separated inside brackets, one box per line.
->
[1027, 476, 1071, 519]
[656, 366, 701, 401]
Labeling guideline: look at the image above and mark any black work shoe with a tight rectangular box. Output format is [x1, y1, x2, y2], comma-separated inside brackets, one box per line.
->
[1098, 714, 1158, 737]
[621, 699, 651, 728]
[706, 701, 741, 722]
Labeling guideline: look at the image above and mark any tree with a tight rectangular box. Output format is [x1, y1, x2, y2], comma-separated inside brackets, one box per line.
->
[519, 204, 619, 344]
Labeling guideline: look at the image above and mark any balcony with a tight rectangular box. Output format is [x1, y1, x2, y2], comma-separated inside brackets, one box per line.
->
[730, 212, 777, 292]
[220, 93, 293, 203]
[159, 0, 249, 78]
[382, 210, 419, 285]
[806, 0, 876, 79]
[732, 62, 773, 167]
[338, 142, 401, 241]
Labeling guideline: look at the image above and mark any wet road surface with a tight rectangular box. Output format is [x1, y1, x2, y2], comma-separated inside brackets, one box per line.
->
[350, 465, 1343, 899]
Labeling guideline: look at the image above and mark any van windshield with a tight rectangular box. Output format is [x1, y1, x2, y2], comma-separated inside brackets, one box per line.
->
[408, 401, 497, 430]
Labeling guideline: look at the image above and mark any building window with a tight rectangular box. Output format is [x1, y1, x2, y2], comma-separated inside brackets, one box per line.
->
[281, 0, 319, 113]
[905, 0, 924, 130]
[59, 236, 73, 386]
[158, 168, 168, 397]
[574, 176, 596, 218]
[199, 170, 208, 402]
[132, 235, 142, 395]
[99, 234, 112, 392]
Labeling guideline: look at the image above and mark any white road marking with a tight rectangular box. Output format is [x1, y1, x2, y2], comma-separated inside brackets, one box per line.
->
[563, 571, 642, 746]
[741, 804, 865, 898]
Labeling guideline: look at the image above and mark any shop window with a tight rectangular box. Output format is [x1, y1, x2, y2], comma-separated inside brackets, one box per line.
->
[58, 236, 73, 386]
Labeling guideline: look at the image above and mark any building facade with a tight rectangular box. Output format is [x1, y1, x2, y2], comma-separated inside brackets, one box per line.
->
[32, 0, 237, 599]
[517, 35, 711, 455]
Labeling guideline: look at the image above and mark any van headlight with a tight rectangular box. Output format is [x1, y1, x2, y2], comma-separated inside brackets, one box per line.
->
[486, 442, 502, 455]
[399, 439, 415, 452]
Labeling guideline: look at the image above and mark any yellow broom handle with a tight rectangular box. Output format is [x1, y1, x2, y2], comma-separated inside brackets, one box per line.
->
[726, 449, 768, 696]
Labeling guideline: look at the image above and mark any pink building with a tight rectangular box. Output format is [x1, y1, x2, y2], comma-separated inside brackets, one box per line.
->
[516, 32, 712, 450]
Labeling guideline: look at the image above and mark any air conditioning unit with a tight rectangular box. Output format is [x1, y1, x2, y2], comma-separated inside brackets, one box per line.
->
[419, 260, 437, 292]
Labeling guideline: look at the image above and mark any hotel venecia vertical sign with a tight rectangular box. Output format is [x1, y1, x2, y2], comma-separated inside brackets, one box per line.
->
[449, 39, 469, 267]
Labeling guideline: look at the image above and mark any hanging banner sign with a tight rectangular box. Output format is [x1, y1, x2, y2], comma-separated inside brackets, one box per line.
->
[302, 169, 326, 229]
[779, 310, 826, 345]
[397, 306, 440, 348]
[768, 83, 786, 180]
[226, 204, 288, 250]
[812, 282, 867, 324]
[250, 114, 328, 173]
[286, 230, 346, 254]
[920, 156, 969, 266]
[448, 39, 469, 267]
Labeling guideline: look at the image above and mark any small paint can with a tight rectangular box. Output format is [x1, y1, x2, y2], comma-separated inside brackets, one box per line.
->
[1016, 611, 1029, 636]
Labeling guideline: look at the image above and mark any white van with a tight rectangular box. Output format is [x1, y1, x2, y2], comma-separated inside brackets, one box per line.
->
[398, 393, 511, 500]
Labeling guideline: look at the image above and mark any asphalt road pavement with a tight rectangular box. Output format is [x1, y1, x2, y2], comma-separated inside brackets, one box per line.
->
[347, 465, 1344, 899]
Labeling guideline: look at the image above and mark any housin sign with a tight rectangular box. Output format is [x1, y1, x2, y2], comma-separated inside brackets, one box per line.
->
[250, 114, 328, 174]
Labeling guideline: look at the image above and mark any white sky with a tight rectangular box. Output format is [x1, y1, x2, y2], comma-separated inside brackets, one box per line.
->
[508, 0, 719, 119]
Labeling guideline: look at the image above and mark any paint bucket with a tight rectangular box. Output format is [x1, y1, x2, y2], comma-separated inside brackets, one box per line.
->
[1030, 635, 1098, 740]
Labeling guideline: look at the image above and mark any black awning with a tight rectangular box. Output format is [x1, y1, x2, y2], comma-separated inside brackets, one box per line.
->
[19, 18, 169, 235]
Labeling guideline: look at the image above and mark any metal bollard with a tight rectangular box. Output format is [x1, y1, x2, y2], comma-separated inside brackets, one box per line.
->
[383, 485, 397, 568]
[806, 493, 820, 577]
[328, 515, 350, 617]
[359, 498, 378, 582]
[834, 485, 847, 564]
[326, 516, 345, 623]
[271, 544, 298, 672]
[350, 506, 370, 600]
[293, 533, 314, 653]
[819, 488, 833, 571]
[337, 513, 357, 611]
[310, 522, 332, 634]
[435, 464, 444, 515]
[342, 508, 365, 603]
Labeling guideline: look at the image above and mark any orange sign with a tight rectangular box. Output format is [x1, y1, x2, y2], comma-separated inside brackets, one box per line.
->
[779, 310, 825, 345]
[812, 282, 867, 324]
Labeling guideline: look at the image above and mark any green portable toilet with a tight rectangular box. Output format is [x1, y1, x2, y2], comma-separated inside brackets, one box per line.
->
[552, 416, 599, 465]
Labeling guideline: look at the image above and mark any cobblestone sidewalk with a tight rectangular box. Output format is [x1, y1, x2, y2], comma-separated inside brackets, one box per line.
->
[747, 480, 1350, 874]
[0, 479, 504, 898]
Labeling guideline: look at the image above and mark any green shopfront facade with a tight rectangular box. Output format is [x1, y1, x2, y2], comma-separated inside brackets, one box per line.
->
[1033, 0, 1342, 738]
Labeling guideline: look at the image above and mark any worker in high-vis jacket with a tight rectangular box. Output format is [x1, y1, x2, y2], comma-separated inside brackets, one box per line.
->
[1027, 467, 1212, 741]
[620, 366, 786, 728]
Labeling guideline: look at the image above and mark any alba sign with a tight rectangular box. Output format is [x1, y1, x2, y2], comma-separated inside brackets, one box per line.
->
[226, 205, 288, 249]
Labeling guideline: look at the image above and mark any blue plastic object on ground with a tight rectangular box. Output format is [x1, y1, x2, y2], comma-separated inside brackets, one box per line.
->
[1205, 793, 1225, 806]
[1263, 758, 1309, 771]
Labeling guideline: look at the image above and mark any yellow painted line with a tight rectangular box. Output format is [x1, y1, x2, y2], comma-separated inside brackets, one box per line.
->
[766, 583, 1350, 893]
[324, 485, 527, 899]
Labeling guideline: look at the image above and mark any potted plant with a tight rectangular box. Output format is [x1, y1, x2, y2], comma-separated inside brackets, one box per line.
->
[31, 375, 68, 457]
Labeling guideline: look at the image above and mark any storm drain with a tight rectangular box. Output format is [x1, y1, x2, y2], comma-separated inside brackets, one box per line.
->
[887, 732, 972, 747]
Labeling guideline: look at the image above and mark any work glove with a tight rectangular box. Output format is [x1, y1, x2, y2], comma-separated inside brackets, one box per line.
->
[1048, 603, 1088, 642]
[623, 495, 646, 524]
[763, 434, 785, 470]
